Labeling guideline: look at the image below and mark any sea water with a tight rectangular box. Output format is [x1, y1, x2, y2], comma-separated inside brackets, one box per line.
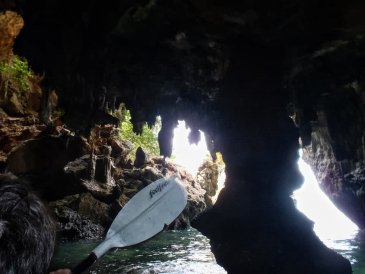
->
[51, 228, 365, 274]
[52, 229, 365, 274]
[324, 231, 365, 273]
[50, 228, 226, 274]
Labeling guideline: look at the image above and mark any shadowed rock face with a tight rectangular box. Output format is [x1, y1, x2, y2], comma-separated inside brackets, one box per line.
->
[2, 0, 365, 272]
[289, 38, 365, 229]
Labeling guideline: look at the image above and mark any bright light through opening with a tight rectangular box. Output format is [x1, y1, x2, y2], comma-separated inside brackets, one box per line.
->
[171, 121, 210, 176]
[293, 150, 358, 243]
[170, 124, 357, 242]
[170, 121, 225, 204]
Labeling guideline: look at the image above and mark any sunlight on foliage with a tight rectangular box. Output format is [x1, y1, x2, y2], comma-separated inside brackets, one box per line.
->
[0, 55, 32, 94]
[114, 104, 161, 159]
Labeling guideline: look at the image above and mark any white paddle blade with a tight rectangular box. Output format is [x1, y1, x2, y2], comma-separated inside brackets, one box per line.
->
[95, 177, 187, 255]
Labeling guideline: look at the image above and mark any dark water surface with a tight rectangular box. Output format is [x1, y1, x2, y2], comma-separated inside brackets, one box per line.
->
[52, 228, 365, 273]
[51, 228, 226, 274]
[51, 228, 365, 273]
[325, 231, 365, 274]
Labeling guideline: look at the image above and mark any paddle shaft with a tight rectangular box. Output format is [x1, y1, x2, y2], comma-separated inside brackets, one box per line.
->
[71, 235, 120, 273]
[72, 252, 97, 274]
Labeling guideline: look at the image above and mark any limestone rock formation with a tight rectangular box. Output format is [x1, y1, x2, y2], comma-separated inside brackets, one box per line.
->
[289, 37, 365, 229]
[1, 116, 211, 239]
[0, 11, 23, 62]
[2, 1, 365, 273]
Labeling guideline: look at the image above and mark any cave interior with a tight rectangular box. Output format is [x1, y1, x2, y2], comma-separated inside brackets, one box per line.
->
[1, 0, 365, 273]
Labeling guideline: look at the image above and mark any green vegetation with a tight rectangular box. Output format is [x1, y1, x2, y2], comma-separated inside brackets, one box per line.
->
[115, 105, 161, 159]
[0, 55, 33, 94]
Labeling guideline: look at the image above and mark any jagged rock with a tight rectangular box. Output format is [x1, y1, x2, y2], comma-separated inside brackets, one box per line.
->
[0, 115, 44, 163]
[123, 168, 142, 179]
[110, 138, 134, 158]
[155, 162, 208, 228]
[6, 135, 87, 199]
[0, 11, 23, 62]
[64, 154, 90, 179]
[290, 37, 365, 229]
[77, 193, 112, 227]
[92, 153, 112, 184]
[6, 135, 86, 174]
[141, 166, 164, 182]
[7, 92, 23, 114]
[49, 194, 106, 239]
[65, 149, 117, 202]
[196, 159, 219, 196]
[124, 178, 145, 194]
[81, 179, 118, 204]
[134, 146, 149, 167]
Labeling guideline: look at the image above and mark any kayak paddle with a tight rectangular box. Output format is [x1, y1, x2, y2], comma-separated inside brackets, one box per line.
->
[71, 176, 187, 274]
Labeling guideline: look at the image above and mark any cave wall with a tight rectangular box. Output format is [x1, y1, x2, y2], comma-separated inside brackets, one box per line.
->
[289, 37, 365, 229]
[1, 0, 365, 273]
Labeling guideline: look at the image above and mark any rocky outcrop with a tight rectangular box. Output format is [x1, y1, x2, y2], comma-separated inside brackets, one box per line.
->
[49, 194, 107, 239]
[6, 133, 88, 200]
[0, 11, 42, 116]
[0, 11, 23, 62]
[196, 158, 220, 206]
[289, 37, 365, 228]
[1, 119, 211, 239]
[0, 115, 44, 168]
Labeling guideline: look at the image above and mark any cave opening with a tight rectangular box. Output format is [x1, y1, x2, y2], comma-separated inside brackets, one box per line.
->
[170, 120, 226, 204]
[293, 150, 360, 265]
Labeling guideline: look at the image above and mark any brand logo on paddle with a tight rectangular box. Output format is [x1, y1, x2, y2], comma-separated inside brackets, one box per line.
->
[150, 181, 169, 199]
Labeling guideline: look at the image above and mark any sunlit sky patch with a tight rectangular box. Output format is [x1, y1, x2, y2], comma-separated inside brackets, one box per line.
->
[293, 151, 359, 242]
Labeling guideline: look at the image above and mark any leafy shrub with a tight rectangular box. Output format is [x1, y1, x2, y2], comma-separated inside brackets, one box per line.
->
[0, 55, 32, 94]
[115, 105, 161, 159]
